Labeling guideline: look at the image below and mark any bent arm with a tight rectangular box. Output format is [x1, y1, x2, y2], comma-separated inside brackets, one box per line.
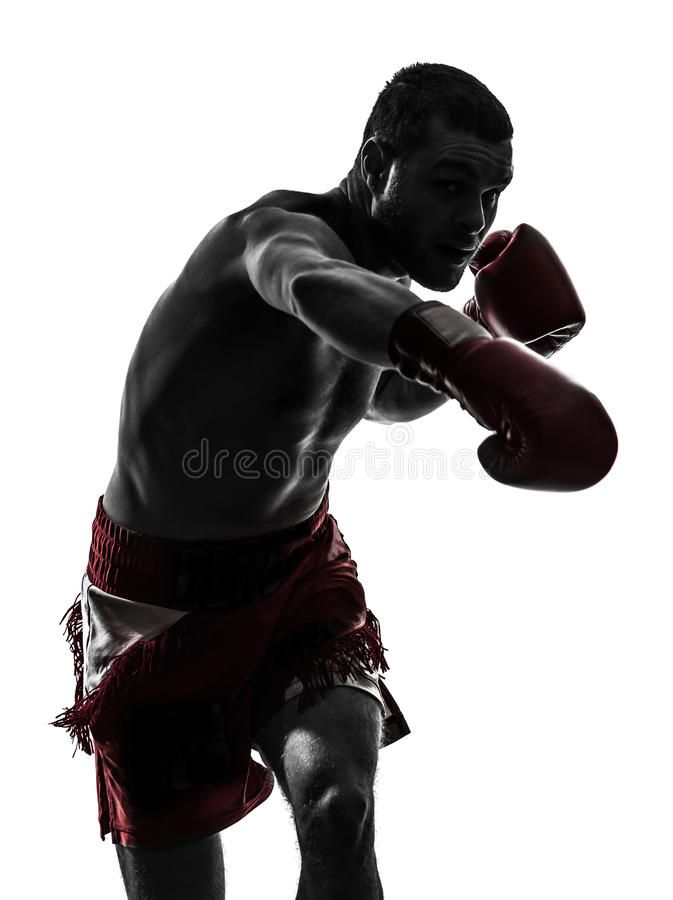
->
[364, 369, 448, 424]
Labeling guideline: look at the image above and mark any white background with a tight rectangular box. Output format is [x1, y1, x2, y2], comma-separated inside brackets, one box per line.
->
[3, 1, 671, 897]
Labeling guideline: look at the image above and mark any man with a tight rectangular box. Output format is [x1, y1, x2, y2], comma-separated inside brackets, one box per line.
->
[51, 62, 617, 899]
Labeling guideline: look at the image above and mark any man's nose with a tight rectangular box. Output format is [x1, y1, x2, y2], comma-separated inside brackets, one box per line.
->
[451, 191, 489, 237]
[453, 214, 486, 240]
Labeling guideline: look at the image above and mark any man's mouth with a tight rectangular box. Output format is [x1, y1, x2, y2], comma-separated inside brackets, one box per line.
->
[435, 244, 471, 264]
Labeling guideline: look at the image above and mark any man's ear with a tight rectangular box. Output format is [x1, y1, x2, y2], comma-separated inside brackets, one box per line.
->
[360, 137, 386, 191]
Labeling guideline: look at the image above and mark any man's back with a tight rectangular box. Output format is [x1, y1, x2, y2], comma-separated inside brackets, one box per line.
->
[103, 187, 383, 540]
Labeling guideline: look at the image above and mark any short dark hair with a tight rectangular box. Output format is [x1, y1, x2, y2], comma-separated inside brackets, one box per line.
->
[351, 62, 513, 182]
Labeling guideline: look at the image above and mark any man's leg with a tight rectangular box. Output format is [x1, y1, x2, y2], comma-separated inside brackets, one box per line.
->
[254, 684, 385, 900]
[115, 832, 225, 900]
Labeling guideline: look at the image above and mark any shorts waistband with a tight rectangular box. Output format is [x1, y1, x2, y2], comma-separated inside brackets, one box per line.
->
[86, 485, 331, 610]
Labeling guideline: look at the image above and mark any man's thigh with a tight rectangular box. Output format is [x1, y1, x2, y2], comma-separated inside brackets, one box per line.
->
[252, 685, 384, 811]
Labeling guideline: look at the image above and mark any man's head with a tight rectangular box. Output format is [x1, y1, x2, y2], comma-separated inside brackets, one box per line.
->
[350, 63, 514, 291]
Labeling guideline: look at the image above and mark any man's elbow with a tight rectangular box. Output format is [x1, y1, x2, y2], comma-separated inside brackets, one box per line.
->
[364, 399, 447, 424]
[363, 406, 396, 424]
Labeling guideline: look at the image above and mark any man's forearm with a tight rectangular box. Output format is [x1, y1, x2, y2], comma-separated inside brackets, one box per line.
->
[291, 262, 478, 369]
[364, 370, 448, 424]
[291, 263, 422, 367]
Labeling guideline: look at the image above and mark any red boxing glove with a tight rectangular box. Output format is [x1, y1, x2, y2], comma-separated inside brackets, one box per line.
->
[388, 301, 618, 492]
[463, 224, 586, 358]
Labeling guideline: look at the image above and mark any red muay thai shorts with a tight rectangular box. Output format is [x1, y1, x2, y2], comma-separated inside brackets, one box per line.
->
[50, 484, 410, 848]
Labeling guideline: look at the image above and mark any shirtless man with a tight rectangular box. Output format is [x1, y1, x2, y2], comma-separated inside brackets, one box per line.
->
[52, 63, 617, 899]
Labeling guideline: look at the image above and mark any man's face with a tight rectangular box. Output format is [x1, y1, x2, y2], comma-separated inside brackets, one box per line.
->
[369, 115, 513, 291]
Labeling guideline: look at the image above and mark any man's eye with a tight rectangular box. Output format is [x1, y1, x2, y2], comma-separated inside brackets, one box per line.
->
[436, 182, 499, 205]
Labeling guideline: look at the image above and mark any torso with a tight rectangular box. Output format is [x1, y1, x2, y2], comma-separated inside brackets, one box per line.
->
[103, 187, 384, 539]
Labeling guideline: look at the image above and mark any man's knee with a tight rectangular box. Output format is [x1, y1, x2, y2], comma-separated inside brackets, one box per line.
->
[295, 780, 374, 844]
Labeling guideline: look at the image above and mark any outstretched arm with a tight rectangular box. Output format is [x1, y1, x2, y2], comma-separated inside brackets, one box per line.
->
[242, 206, 435, 367]
[242, 205, 617, 491]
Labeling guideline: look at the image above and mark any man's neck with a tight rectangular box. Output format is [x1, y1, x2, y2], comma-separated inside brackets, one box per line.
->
[331, 172, 408, 281]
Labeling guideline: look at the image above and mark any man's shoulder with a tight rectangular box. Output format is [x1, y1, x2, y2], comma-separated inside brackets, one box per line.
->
[181, 189, 349, 293]
[238, 188, 346, 238]
[242, 188, 338, 217]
